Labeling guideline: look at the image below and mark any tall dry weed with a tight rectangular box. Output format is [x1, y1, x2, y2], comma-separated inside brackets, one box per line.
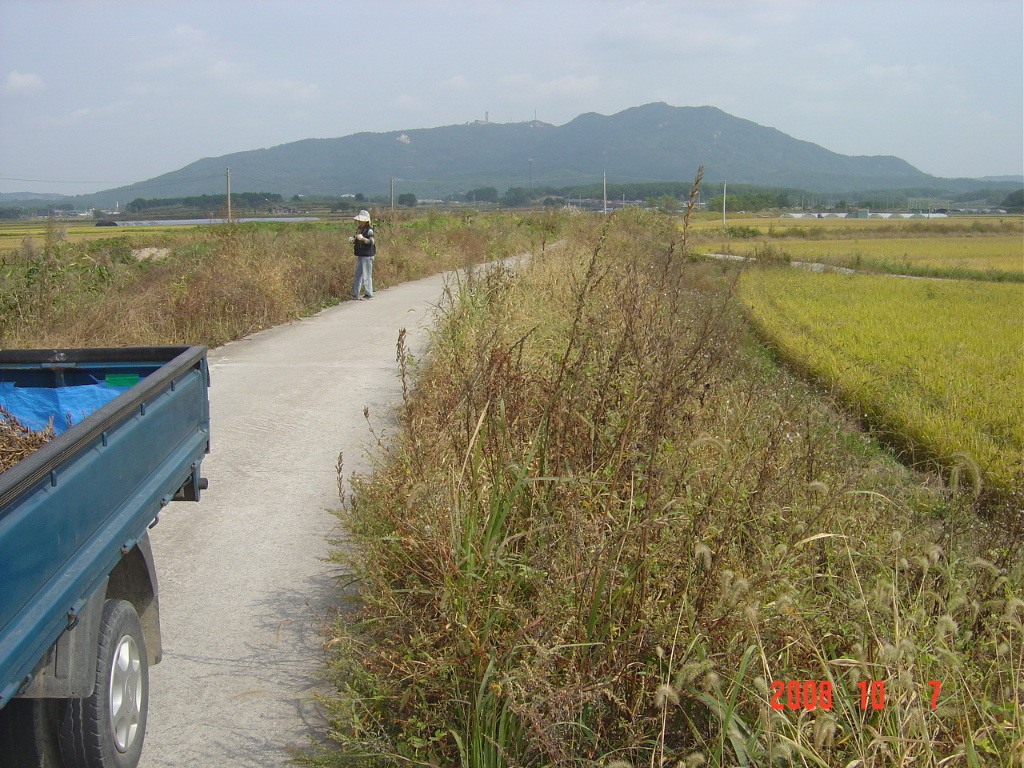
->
[318, 201, 1022, 766]
[0, 213, 535, 349]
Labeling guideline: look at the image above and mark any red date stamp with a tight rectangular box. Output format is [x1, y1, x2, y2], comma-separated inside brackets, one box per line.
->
[769, 680, 942, 710]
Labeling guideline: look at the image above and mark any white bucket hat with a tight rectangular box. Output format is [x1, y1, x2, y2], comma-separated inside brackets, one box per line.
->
[354, 210, 371, 222]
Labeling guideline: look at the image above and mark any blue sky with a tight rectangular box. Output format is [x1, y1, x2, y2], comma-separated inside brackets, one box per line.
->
[1, 0, 1021, 195]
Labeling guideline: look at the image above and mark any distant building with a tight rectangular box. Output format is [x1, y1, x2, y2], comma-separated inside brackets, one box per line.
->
[779, 211, 948, 219]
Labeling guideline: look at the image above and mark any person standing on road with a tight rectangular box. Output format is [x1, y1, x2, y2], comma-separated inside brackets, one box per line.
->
[350, 209, 376, 299]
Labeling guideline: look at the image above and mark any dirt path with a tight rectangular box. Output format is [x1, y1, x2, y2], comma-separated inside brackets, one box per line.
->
[139, 271, 452, 767]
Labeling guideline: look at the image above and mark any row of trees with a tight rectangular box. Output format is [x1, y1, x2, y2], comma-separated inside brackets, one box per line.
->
[351, 184, 1024, 213]
[294, 192, 420, 212]
[7, 184, 1015, 221]
[107, 185, 1024, 215]
[440, 183, 1023, 213]
[124, 192, 283, 213]
[1000, 189, 1024, 211]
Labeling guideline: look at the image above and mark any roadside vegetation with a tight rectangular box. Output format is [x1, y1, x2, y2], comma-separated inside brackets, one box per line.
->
[0, 212, 541, 349]
[310, 205, 1022, 766]
[2, 205, 1020, 765]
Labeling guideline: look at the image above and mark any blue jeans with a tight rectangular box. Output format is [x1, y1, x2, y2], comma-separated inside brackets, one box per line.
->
[352, 256, 373, 298]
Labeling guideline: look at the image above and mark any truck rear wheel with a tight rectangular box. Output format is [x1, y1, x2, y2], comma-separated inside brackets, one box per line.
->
[0, 698, 63, 768]
[59, 600, 148, 768]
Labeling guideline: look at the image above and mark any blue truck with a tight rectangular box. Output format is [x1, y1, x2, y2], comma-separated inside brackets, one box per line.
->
[0, 346, 210, 768]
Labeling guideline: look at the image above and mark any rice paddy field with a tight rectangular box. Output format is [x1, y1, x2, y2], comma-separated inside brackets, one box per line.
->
[695, 212, 1023, 499]
[695, 215, 1023, 279]
[737, 265, 1023, 501]
[724, 234, 1020, 273]
[693, 214, 1021, 237]
[0, 216, 355, 245]
[0, 218, 187, 244]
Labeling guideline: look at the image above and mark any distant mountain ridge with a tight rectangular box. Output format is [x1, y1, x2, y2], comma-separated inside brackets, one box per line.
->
[977, 175, 1024, 184]
[0, 192, 66, 202]
[62, 103, 1022, 205]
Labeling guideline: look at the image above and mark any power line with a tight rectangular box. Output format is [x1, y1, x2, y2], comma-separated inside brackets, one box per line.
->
[0, 172, 226, 189]
[0, 176, 137, 185]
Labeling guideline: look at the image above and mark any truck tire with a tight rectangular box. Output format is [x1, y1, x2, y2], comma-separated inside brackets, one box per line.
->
[0, 699, 63, 768]
[58, 600, 148, 768]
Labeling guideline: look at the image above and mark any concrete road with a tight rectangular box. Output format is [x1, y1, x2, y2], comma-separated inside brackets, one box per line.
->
[140, 272, 452, 767]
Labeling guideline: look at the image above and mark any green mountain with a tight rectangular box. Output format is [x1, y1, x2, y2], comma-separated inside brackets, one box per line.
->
[72, 103, 1017, 206]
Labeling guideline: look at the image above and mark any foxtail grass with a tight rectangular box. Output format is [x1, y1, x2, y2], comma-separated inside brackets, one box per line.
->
[314, 200, 1022, 766]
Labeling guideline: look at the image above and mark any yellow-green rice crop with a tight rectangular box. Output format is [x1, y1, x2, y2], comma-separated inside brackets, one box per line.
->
[738, 267, 1024, 495]
[712, 235, 1023, 274]
[692, 214, 1022, 235]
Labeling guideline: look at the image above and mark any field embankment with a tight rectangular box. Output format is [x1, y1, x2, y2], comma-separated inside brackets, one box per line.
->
[313, 208, 1023, 767]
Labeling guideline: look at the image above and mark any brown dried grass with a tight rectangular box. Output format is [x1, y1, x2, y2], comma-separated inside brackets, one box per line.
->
[0, 212, 539, 349]
[0, 405, 54, 473]
[312, 202, 1024, 767]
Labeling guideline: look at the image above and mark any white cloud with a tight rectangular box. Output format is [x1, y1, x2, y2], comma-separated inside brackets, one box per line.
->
[600, 2, 795, 59]
[496, 72, 602, 98]
[863, 63, 928, 83]
[54, 100, 132, 125]
[204, 60, 319, 102]
[536, 74, 602, 98]
[392, 94, 423, 110]
[208, 60, 245, 80]
[499, 73, 533, 89]
[440, 75, 470, 91]
[1, 70, 45, 96]
[240, 77, 320, 102]
[171, 23, 212, 46]
[140, 24, 222, 71]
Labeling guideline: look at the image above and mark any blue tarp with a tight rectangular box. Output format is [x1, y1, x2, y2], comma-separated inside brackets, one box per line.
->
[0, 382, 132, 434]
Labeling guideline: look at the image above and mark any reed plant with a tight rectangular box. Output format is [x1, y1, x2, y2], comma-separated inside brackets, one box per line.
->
[315, 197, 1022, 765]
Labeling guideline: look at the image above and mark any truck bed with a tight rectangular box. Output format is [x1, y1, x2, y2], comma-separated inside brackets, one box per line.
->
[0, 346, 210, 707]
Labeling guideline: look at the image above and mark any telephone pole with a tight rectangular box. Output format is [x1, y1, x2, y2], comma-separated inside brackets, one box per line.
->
[722, 180, 727, 224]
[226, 167, 232, 222]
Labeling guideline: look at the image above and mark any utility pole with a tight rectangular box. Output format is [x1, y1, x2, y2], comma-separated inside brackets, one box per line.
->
[602, 172, 607, 214]
[226, 167, 232, 222]
[722, 180, 727, 224]
[390, 177, 394, 209]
